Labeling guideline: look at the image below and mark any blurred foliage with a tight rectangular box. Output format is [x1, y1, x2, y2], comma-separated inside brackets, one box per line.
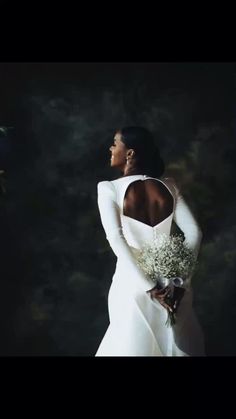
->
[0, 63, 235, 355]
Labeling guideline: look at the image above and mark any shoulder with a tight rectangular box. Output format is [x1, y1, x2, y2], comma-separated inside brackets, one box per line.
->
[97, 180, 116, 200]
[161, 176, 181, 197]
[97, 178, 121, 190]
[162, 176, 175, 184]
[97, 180, 110, 188]
[97, 180, 114, 190]
[97, 180, 111, 192]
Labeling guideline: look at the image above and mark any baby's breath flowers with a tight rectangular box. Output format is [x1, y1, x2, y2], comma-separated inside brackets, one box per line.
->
[136, 233, 197, 326]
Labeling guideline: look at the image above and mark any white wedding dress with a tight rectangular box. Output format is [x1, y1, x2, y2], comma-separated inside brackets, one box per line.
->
[95, 174, 205, 356]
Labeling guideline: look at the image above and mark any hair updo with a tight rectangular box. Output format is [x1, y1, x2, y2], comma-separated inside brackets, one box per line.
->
[118, 126, 165, 178]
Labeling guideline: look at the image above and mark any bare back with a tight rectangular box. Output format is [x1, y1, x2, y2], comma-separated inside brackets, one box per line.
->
[123, 179, 174, 227]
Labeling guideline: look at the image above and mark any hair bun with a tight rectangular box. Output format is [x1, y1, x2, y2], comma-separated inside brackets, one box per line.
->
[119, 126, 165, 178]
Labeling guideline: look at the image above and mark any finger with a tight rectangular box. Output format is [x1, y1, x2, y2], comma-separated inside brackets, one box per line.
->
[155, 298, 166, 307]
[156, 289, 169, 297]
[157, 295, 166, 301]
[159, 299, 169, 309]
[162, 302, 173, 312]
[156, 287, 168, 295]
[161, 294, 171, 302]
[163, 304, 172, 312]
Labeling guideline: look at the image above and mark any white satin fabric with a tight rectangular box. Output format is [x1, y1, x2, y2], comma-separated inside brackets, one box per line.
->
[95, 175, 205, 356]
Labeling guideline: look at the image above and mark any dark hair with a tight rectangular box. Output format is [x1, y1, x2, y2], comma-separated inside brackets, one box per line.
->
[118, 126, 165, 178]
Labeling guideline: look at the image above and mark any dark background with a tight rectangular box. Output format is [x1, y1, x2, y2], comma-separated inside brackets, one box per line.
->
[0, 62, 235, 356]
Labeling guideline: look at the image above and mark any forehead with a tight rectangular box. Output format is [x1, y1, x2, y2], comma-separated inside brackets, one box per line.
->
[114, 132, 123, 142]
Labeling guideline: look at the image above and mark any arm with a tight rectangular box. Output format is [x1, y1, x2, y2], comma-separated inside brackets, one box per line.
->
[97, 181, 154, 292]
[172, 180, 203, 260]
[170, 178, 203, 288]
[149, 177, 203, 307]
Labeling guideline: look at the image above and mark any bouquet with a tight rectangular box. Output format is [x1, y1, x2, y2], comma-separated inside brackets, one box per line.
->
[136, 233, 197, 326]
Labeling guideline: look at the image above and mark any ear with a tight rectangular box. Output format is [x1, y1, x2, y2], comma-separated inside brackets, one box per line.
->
[127, 149, 135, 158]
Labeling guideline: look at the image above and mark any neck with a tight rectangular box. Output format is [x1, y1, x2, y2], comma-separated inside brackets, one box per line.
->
[122, 165, 143, 177]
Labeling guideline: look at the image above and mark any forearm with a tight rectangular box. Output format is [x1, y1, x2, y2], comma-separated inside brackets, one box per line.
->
[106, 232, 154, 292]
[97, 181, 153, 293]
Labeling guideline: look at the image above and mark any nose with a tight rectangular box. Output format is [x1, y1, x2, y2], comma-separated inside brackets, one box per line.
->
[109, 146, 113, 152]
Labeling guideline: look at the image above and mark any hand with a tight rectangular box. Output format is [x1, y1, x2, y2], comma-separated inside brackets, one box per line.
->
[147, 285, 174, 312]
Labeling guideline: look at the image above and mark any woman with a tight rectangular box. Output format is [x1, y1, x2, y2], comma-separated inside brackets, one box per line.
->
[95, 126, 205, 356]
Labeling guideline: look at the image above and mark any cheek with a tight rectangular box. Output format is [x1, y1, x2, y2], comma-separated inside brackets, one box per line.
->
[117, 152, 125, 161]
[117, 148, 125, 158]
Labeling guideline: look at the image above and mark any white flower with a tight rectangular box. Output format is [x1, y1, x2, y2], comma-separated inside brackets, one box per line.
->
[136, 233, 196, 287]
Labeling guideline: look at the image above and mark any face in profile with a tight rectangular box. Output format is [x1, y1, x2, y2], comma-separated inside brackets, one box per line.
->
[109, 132, 128, 169]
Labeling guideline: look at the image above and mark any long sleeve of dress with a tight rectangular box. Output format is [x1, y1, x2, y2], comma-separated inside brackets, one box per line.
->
[171, 180, 203, 260]
[97, 180, 154, 292]
[164, 177, 203, 288]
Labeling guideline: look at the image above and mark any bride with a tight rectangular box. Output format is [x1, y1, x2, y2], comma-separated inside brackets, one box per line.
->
[95, 126, 205, 356]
